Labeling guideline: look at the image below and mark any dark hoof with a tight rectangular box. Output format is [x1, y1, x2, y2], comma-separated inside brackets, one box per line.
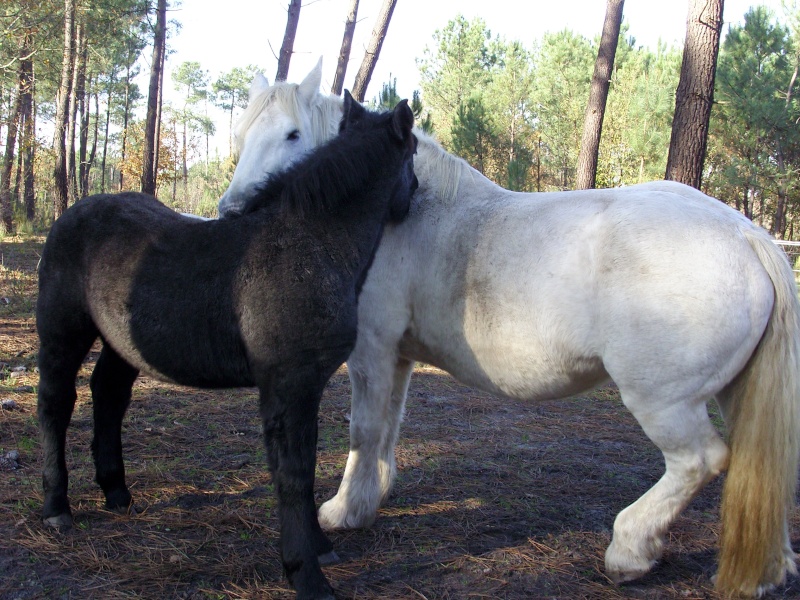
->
[43, 513, 73, 529]
[106, 502, 138, 517]
[104, 488, 133, 513]
[318, 550, 340, 566]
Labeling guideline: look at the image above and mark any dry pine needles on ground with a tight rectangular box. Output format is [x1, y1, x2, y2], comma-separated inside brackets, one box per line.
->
[1, 235, 799, 599]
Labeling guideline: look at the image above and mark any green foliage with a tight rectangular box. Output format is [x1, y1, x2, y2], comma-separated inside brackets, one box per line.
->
[173, 61, 210, 106]
[373, 76, 402, 110]
[411, 90, 434, 133]
[371, 77, 434, 134]
[532, 30, 595, 190]
[451, 96, 496, 175]
[707, 6, 800, 236]
[212, 66, 259, 110]
[418, 15, 498, 145]
[598, 40, 681, 187]
[6, 3, 800, 235]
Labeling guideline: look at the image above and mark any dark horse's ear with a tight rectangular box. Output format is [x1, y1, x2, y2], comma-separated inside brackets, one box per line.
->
[391, 99, 414, 143]
[341, 90, 366, 131]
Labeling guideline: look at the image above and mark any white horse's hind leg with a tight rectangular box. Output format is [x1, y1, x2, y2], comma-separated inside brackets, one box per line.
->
[318, 350, 414, 530]
[605, 398, 729, 583]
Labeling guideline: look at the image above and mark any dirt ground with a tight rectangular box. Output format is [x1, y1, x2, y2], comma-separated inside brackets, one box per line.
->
[2, 234, 799, 599]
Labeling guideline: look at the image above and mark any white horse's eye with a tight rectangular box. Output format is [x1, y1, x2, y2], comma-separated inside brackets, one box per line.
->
[287, 129, 300, 141]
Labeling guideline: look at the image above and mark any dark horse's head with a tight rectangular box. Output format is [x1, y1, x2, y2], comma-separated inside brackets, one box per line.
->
[228, 92, 418, 222]
[339, 90, 418, 223]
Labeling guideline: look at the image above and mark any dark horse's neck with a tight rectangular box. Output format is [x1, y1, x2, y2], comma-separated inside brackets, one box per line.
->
[235, 121, 402, 222]
[230, 114, 407, 294]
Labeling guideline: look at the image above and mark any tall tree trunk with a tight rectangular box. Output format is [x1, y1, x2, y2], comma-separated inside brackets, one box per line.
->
[100, 72, 115, 193]
[21, 37, 35, 222]
[77, 76, 91, 198]
[331, 0, 360, 96]
[770, 61, 798, 237]
[76, 31, 89, 199]
[66, 19, 84, 205]
[119, 63, 132, 191]
[276, 0, 301, 82]
[0, 83, 22, 232]
[182, 118, 188, 205]
[172, 119, 178, 204]
[665, 0, 724, 189]
[53, 0, 77, 220]
[141, 0, 167, 196]
[82, 86, 99, 198]
[351, 0, 397, 102]
[576, 0, 625, 190]
[154, 52, 165, 192]
[13, 139, 22, 208]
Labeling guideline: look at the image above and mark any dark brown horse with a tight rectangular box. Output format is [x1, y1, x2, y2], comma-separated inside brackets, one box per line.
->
[36, 91, 417, 600]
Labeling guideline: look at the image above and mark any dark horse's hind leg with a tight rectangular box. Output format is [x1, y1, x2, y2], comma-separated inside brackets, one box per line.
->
[90, 345, 139, 512]
[38, 327, 98, 528]
[260, 363, 337, 600]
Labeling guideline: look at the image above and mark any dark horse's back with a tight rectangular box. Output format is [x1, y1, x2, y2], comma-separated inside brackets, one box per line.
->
[37, 191, 358, 389]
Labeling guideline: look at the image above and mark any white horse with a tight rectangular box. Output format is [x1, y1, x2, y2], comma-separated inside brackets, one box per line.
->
[218, 61, 800, 597]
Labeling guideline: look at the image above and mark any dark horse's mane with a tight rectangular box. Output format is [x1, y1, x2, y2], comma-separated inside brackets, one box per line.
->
[237, 107, 400, 218]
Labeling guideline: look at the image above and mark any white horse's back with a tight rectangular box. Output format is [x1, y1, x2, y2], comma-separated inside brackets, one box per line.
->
[382, 179, 770, 404]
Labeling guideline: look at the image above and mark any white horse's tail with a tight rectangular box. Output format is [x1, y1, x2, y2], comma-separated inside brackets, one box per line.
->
[716, 229, 800, 596]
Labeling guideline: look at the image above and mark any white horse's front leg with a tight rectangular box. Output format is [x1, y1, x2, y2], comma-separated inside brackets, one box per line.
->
[318, 339, 414, 530]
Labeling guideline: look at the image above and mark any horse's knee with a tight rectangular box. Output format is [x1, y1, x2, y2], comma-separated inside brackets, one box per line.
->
[349, 418, 385, 450]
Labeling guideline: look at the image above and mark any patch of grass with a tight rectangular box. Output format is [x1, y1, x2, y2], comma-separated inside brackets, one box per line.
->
[16, 435, 36, 452]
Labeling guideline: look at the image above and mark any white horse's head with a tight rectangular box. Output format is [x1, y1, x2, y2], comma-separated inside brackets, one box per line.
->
[218, 59, 344, 216]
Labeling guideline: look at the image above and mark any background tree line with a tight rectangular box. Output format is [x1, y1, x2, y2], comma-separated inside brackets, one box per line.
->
[417, 5, 800, 238]
[0, 0, 261, 226]
[1, 2, 799, 238]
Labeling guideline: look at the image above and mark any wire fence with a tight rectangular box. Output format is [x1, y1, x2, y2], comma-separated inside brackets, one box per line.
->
[774, 240, 800, 283]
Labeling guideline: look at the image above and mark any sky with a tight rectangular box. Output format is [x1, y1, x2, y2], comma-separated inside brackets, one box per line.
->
[159, 0, 790, 153]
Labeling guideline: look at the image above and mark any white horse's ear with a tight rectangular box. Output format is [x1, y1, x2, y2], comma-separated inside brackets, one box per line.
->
[298, 57, 323, 103]
[249, 73, 270, 101]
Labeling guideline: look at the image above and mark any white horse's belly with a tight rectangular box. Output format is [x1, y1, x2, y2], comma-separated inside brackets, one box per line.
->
[398, 250, 610, 400]
[399, 331, 609, 400]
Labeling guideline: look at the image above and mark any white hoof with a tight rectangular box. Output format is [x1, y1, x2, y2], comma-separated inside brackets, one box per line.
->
[43, 513, 73, 529]
[318, 494, 377, 531]
[605, 539, 658, 584]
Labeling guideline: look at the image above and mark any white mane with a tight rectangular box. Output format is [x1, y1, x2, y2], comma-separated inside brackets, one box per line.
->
[413, 130, 465, 206]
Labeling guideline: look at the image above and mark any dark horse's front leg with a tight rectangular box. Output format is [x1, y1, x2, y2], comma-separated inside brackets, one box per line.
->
[38, 321, 98, 528]
[90, 345, 139, 511]
[259, 363, 336, 600]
